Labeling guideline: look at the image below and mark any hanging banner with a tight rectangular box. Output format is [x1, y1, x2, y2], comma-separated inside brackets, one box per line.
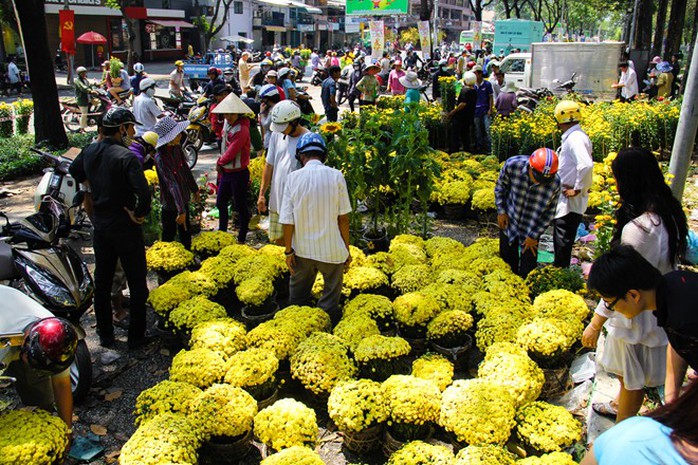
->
[369, 20, 384, 62]
[59, 9, 76, 55]
[417, 21, 431, 54]
[346, 0, 407, 16]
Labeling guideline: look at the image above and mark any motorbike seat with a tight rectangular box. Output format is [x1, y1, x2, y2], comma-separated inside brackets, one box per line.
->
[0, 241, 18, 280]
[60, 97, 78, 105]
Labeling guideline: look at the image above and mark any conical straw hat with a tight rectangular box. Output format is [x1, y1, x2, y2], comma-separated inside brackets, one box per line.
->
[212, 92, 253, 114]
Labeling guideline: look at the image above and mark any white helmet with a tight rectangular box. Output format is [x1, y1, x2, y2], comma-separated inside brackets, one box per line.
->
[277, 67, 291, 79]
[76, 66, 87, 74]
[270, 100, 301, 133]
[463, 71, 477, 86]
[140, 77, 157, 91]
[259, 84, 280, 99]
[134, 62, 145, 73]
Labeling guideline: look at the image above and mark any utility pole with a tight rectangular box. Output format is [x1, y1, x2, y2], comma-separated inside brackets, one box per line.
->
[668, 33, 698, 201]
[432, 0, 439, 57]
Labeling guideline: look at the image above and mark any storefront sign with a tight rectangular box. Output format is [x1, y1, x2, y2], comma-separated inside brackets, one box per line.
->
[59, 9, 76, 55]
[345, 16, 363, 33]
[47, 0, 105, 5]
[298, 24, 314, 32]
[369, 20, 384, 61]
[346, 0, 407, 16]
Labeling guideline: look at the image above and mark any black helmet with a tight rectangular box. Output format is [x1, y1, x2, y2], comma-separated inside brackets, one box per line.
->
[212, 83, 230, 96]
[21, 318, 78, 375]
[102, 107, 141, 128]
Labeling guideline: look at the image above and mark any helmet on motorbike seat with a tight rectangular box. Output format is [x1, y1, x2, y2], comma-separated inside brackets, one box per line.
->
[259, 84, 280, 100]
[295, 131, 327, 162]
[277, 67, 291, 79]
[554, 100, 582, 124]
[463, 71, 477, 86]
[174, 60, 184, 67]
[134, 62, 145, 73]
[529, 148, 559, 184]
[102, 107, 141, 128]
[141, 131, 159, 149]
[76, 66, 87, 75]
[223, 67, 235, 75]
[270, 100, 302, 133]
[140, 77, 157, 92]
[21, 317, 78, 375]
[207, 67, 221, 77]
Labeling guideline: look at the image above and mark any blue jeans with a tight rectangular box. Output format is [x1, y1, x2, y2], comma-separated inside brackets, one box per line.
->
[473, 113, 491, 154]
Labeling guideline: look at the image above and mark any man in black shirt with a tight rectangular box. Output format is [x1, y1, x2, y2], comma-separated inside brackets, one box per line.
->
[588, 245, 698, 403]
[447, 70, 477, 153]
[432, 59, 454, 101]
[69, 108, 153, 350]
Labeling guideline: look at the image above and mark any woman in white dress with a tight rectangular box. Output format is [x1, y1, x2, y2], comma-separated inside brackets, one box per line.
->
[582, 147, 688, 422]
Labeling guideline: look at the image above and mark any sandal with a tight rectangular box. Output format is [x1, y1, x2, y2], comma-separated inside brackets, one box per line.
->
[592, 401, 618, 420]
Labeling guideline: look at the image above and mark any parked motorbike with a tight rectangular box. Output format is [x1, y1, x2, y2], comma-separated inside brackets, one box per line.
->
[553, 72, 578, 93]
[311, 67, 329, 86]
[31, 148, 90, 238]
[60, 87, 112, 133]
[515, 87, 553, 113]
[185, 96, 216, 152]
[0, 204, 93, 402]
[155, 93, 197, 122]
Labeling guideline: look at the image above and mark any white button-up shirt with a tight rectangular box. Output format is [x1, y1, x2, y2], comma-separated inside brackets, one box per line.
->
[133, 93, 162, 136]
[279, 159, 352, 264]
[619, 67, 638, 99]
[555, 124, 593, 219]
[266, 132, 302, 213]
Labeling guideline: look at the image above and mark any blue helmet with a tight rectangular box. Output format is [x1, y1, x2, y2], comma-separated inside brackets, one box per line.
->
[295, 131, 327, 162]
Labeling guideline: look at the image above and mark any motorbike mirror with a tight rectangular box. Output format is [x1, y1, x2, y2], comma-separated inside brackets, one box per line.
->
[571, 72, 577, 79]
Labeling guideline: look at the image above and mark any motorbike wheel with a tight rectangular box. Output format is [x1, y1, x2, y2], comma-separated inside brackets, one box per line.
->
[183, 143, 198, 170]
[186, 128, 204, 151]
[62, 109, 82, 133]
[70, 340, 92, 404]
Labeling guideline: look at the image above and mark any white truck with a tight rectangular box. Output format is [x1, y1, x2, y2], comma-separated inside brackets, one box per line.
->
[498, 42, 625, 101]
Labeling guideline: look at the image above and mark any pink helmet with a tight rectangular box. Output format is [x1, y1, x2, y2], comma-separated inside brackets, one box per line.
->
[651, 56, 661, 64]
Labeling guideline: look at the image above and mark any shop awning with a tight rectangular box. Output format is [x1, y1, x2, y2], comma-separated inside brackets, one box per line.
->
[263, 25, 288, 32]
[256, 0, 322, 14]
[221, 35, 255, 44]
[148, 19, 196, 28]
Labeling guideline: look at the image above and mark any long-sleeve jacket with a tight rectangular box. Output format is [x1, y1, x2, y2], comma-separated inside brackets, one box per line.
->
[154, 145, 198, 214]
[74, 77, 92, 107]
[218, 117, 251, 173]
[69, 139, 151, 232]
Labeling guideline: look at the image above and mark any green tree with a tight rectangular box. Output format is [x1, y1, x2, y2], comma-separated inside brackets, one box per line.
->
[193, 0, 234, 52]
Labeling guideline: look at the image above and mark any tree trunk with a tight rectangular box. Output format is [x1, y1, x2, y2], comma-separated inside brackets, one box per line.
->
[652, 0, 668, 58]
[13, 0, 68, 148]
[680, 1, 698, 95]
[419, 0, 433, 21]
[665, 0, 688, 58]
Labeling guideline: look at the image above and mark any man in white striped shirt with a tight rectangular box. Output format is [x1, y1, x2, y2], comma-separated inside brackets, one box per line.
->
[279, 132, 352, 325]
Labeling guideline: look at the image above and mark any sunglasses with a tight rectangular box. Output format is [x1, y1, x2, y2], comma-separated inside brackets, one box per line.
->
[604, 295, 623, 311]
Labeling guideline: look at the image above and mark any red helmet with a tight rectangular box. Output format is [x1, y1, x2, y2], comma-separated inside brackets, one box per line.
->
[265, 51, 272, 57]
[207, 67, 221, 77]
[529, 148, 559, 183]
[21, 318, 78, 375]
[466, 61, 476, 69]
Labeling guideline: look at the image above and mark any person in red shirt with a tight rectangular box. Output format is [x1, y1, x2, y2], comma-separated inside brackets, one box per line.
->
[212, 93, 253, 243]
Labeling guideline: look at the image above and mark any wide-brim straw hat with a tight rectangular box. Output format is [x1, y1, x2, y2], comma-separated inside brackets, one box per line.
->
[153, 116, 189, 148]
[399, 71, 422, 89]
[365, 62, 381, 72]
[503, 81, 518, 93]
[212, 92, 253, 115]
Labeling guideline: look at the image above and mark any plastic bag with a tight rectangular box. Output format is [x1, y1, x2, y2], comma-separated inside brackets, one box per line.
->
[685, 231, 698, 265]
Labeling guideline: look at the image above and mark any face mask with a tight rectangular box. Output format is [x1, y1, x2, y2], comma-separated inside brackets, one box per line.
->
[145, 87, 156, 97]
[120, 128, 133, 147]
